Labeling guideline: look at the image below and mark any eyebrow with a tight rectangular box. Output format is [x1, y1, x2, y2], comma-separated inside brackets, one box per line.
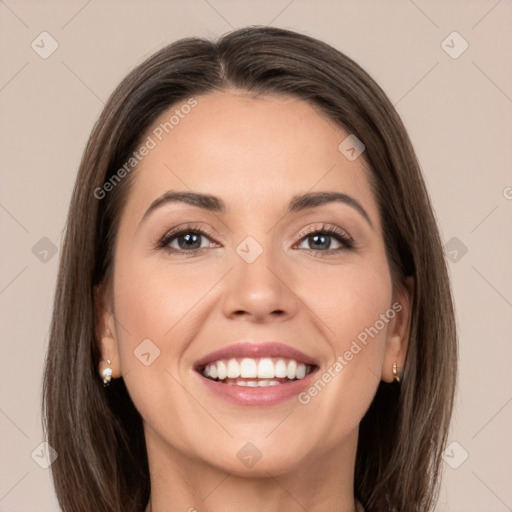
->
[140, 190, 373, 228]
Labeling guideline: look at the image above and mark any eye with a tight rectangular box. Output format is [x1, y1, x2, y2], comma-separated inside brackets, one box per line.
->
[294, 224, 354, 255]
[157, 224, 218, 254]
[156, 223, 354, 257]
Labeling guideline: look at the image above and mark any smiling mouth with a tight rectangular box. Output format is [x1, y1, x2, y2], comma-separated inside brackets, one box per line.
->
[197, 357, 316, 387]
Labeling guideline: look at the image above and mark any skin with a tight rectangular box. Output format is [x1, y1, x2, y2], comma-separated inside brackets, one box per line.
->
[96, 90, 413, 512]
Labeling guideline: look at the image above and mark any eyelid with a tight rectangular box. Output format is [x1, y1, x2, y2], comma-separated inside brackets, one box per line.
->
[157, 223, 218, 249]
[156, 222, 355, 255]
[296, 223, 353, 243]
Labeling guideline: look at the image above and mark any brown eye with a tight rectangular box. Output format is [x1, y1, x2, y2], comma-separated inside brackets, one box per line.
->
[158, 225, 218, 254]
[295, 225, 354, 255]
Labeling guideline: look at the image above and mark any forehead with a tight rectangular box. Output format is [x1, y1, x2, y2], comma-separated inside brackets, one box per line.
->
[124, 90, 377, 221]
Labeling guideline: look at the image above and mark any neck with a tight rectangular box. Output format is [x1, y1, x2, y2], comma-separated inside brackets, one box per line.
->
[145, 498, 364, 512]
[146, 498, 364, 512]
[143, 426, 363, 512]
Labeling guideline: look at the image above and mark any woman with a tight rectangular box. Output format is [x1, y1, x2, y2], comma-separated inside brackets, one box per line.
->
[42, 26, 457, 512]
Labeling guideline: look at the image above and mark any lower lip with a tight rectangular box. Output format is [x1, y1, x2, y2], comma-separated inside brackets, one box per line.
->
[196, 369, 318, 406]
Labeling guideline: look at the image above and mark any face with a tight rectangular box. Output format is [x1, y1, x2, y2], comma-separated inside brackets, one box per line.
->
[97, 90, 411, 477]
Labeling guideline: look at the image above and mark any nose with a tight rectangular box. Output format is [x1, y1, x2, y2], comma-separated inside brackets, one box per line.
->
[221, 240, 299, 323]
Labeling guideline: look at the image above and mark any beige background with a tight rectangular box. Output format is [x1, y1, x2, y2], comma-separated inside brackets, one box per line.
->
[1, 1, 511, 511]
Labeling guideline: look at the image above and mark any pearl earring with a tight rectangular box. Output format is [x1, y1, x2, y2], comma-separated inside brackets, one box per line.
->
[392, 361, 402, 383]
[101, 359, 112, 386]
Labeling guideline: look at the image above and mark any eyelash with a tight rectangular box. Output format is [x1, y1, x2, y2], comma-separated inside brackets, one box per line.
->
[156, 223, 354, 257]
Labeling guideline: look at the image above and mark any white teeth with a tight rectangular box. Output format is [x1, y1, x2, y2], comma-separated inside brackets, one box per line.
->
[274, 358, 287, 378]
[257, 358, 275, 378]
[235, 379, 282, 387]
[226, 359, 240, 378]
[240, 358, 258, 378]
[287, 360, 297, 380]
[201, 357, 313, 383]
[216, 360, 227, 380]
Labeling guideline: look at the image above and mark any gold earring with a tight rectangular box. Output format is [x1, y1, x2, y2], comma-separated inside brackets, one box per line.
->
[101, 359, 112, 386]
[392, 362, 401, 383]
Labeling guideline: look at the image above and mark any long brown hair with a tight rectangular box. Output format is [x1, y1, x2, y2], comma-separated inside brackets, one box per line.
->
[42, 26, 457, 512]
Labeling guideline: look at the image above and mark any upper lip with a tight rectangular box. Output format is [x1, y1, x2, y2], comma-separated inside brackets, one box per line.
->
[194, 342, 318, 370]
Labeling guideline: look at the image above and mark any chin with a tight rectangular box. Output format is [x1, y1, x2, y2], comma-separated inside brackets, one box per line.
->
[195, 437, 311, 477]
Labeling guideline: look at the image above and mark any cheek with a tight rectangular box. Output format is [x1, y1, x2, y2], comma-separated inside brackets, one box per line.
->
[110, 255, 225, 413]
[295, 258, 393, 424]
[330, 278, 392, 360]
[110, 259, 203, 440]
[305, 253, 393, 354]
[112, 255, 213, 353]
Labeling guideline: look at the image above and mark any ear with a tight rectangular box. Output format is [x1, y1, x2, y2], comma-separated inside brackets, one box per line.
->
[381, 276, 414, 383]
[94, 282, 122, 379]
